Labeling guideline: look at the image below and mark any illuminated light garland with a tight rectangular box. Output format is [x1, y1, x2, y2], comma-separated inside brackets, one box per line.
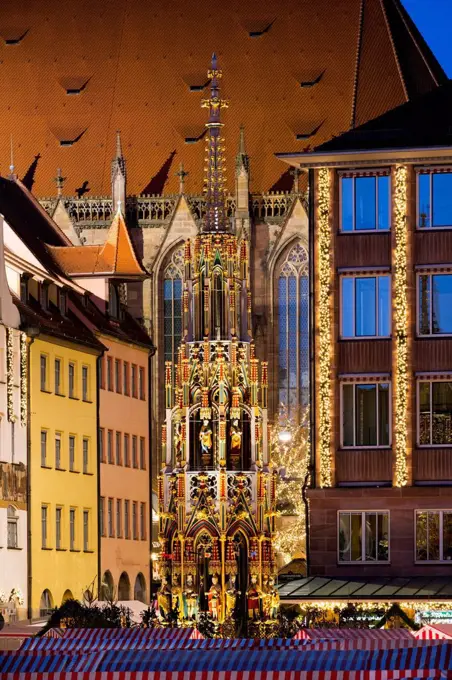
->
[317, 168, 332, 487]
[271, 405, 310, 565]
[393, 166, 409, 487]
[20, 332, 27, 426]
[6, 327, 14, 422]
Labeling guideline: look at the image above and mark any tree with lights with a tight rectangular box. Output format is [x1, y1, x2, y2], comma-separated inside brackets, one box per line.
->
[270, 405, 311, 566]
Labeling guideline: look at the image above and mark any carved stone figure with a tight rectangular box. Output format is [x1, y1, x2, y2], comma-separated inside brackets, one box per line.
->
[157, 577, 172, 618]
[173, 422, 182, 463]
[246, 574, 262, 620]
[207, 574, 222, 620]
[230, 419, 242, 468]
[225, 574, 240, 618]
[183, 574, 199, 620]
[171, 575, 183, 618]
[199, 419, 213, 464]
[268, 577, 280, 619]
[262, 576, 272, 619]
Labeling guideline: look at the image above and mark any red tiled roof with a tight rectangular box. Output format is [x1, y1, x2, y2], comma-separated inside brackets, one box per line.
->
[48, 210, 146, 278]
[0, 0, 445, 196]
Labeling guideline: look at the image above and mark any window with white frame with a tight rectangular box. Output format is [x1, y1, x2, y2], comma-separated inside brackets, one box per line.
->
[418, 380, 452, 446]
[342, 381, 390, 447]
[341, 274, 390, 338]
[7, 505, 18, 548]
[340, 174, 390, 232]
[418, 272, 452, 335]
[418, 170, 452, 228]
[339, 511, 389, 562]
[277, 242, 309, 414]
[416, 510, 452, 561]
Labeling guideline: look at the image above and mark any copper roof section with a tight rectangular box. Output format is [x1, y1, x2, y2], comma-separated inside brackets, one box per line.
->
[49, 209, 146, 278]
[0, 0, 445, 196]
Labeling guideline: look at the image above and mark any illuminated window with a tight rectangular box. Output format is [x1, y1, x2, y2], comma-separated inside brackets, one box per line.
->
[339, 511, 389, 562]
[418, 380, 452, 446]
[341, 274, 390, 338]
[277, 242, 309, 413]
[418, 273, 452, 335]
[418, 171, 452, 228]
[416, 510, 452, 561]
[163, 246, 183, 366]
[341, 174, 390, 231]
[342, 381, 390, 448]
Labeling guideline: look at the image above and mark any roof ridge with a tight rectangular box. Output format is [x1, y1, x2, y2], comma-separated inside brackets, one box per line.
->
[379, 0, 409, 102]
[388, 0, 443, 87]
[350, 0, 365, 129]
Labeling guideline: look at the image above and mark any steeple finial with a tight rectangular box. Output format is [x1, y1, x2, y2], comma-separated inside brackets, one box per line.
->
[54, 168, 67, 197]
[236, 124, 249, 174]
[111, 130, 126, 210]
[176, 162, 189, 194]
[116, 130, 123, 159]
[201, 53, 229, 232]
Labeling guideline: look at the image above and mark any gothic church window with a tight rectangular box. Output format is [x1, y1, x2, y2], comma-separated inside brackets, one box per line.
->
[163, 246, 184, 366]
[277, 242, 309, 414]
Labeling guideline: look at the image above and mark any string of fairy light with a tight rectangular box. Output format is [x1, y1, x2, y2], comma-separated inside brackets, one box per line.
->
[317, 168, 332, 488]
[393, 165, 409, 487]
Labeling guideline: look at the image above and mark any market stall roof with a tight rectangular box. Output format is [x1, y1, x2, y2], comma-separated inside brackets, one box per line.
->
[414, 625, 452, 640]
[278, 576, 452, 601]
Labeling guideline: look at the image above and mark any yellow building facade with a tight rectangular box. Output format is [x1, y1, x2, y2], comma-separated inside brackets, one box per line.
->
[29, 334, 100, 618]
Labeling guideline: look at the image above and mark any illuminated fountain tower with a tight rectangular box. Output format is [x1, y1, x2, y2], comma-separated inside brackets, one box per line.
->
[158, 56, 278, 625]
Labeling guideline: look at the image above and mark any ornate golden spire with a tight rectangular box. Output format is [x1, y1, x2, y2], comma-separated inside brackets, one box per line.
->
[201, 54, 229, 232]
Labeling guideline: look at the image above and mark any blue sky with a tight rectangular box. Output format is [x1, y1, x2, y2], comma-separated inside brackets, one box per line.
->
[403, 0, 452, 76]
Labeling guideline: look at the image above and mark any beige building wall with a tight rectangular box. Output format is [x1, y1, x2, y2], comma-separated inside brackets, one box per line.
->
[99, 336, 150, 603]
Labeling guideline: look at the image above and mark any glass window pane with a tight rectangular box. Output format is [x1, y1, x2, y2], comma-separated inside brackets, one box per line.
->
[278, 277, 287, 406]
[378, 383, 390, 446]
[355, 177, 376, 230]
[443, 513, 452, 561]
[418, 174, 431, 228]
[416, 511, 428, 560]
[433, 173, 452, 227]
[378, 276, 390, 336]
[432, 382, 452, 445]
[299, 275, 309, 406]
[432, 275, 452, 334]
[419, 382, 431, 445]
[339, 513, 351, 561]
[341, 278, 354, 337]
[350, 513, 363, 561]
[428, 512, 440, 561]
[341, 177, 353, 231]
[343, 384, 354, 446]
[356, 384, 377, 446]
[418, 275, 431, 335]
[288, 276, 297, 407]
[356, 278, 376, 336]
[377, 176, 390, 230]
[365, 512, 377, 561]
[377, 513, 389, 561]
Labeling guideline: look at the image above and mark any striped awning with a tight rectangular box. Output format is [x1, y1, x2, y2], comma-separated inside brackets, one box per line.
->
[1, 641, 451, 676]
[295, 628, 414, 640]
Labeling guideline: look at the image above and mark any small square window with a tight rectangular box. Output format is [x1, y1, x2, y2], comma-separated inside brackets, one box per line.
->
[418, 171, 452, 228]
[342, 381, 390, 448]
[418, 380, 452, 446]
[341, 275, 391, 338]
[416, 510, 452, 561]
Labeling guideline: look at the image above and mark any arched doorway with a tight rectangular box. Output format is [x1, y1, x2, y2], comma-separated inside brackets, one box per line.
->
[39, 589, 54, 617]
[134, 573, 147, 603]
[118, 572, 131, 600]
[100, 570, 115, 601]
[61, 589, 73, 604]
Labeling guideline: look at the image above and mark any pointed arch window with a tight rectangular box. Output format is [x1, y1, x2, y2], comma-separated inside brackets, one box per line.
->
[277, 242, 309, 414]
[163, 246, 184, 366]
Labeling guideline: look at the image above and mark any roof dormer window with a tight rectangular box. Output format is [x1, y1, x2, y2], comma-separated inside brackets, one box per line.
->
[109, 282, 120, 319]
[59, 289, 67, 316]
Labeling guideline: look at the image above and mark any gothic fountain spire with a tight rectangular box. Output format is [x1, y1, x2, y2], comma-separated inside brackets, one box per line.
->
[157, 56, 278, 630]
[201, 53, 229, 232]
